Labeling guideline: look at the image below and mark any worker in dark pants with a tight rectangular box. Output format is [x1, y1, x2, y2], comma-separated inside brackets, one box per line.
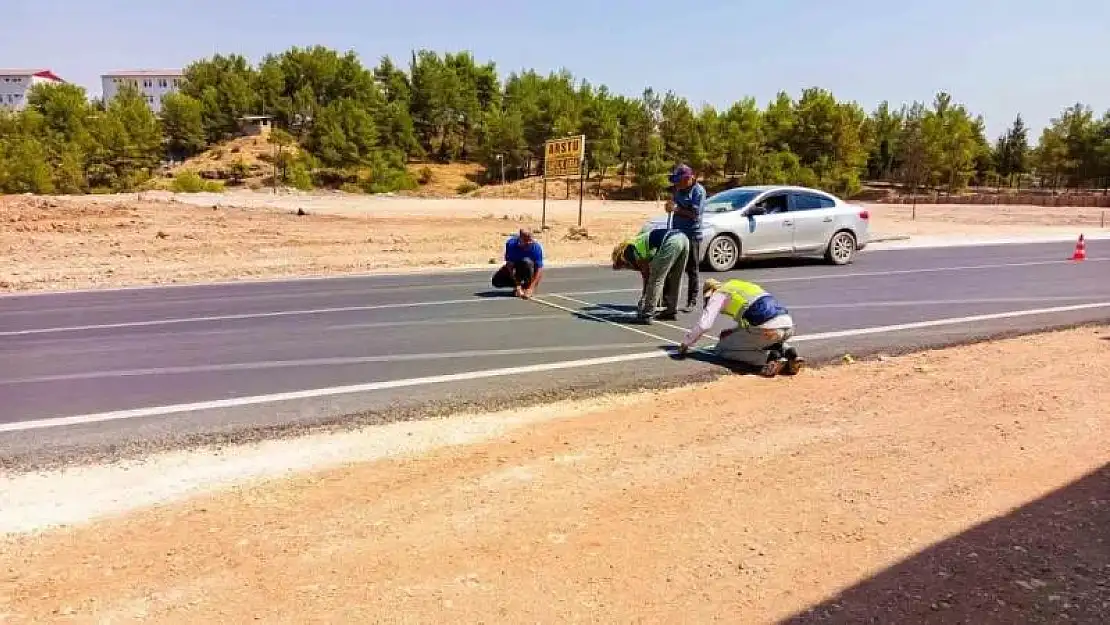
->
[492, 228, 544, 299]
[665, 164, 706, 312]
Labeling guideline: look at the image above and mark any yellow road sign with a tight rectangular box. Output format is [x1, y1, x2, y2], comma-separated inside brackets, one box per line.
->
[544, 135, 585, 179]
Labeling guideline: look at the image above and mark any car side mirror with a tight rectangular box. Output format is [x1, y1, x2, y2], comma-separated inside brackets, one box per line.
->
[746, 205, 766, 216]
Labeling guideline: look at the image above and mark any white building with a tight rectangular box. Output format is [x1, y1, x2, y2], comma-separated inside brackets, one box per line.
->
[0, 69, 65, 111]
[101, 69, 184, 114]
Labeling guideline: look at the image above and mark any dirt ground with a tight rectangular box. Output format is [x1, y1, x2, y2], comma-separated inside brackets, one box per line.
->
[2, 327, 1109, 624]
[2, 192, 1107, 292]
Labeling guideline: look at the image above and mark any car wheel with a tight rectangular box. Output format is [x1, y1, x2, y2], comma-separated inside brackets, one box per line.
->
[825, 230, 857, 265]
[705, 234, 740, 272]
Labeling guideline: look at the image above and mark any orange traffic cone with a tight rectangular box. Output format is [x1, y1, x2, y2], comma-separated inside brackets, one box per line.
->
[1070, 234, 1087, 261]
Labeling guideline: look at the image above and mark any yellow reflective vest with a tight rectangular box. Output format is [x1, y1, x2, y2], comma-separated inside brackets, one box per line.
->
[718, 279, 774, 327]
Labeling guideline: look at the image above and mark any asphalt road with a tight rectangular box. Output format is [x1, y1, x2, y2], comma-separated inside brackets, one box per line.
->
[3, 240, 1109, 468]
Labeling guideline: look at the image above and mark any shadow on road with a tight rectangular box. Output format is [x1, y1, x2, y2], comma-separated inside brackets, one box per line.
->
[472, 290, 517, 298]
[654, 345, 763, 375]
[579, 302, 638, 314]
[781, 462, 1110, 624]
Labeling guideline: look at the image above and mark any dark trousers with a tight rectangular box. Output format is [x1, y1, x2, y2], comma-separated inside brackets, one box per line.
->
[492, 259, 535, 289]
[681, 231, 701, 305]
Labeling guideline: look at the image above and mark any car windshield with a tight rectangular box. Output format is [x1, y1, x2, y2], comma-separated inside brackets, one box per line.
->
[703, 189, 761, 213]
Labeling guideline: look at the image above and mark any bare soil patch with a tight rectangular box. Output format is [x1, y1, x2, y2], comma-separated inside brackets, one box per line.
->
[2, 193, 1104, 293]
[2, 327, 1109, 623]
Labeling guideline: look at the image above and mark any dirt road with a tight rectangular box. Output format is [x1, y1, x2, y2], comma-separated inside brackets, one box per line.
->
[3, 192, 1107, 293]
[2, 327, 1108, 624]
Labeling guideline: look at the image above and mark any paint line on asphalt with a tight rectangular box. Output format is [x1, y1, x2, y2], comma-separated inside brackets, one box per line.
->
[326, 314, 564, 331]
[0, 342, 655, 385]
[790, 295, 1105, 310]
[558, 257, 1110, 298]
[757, 258, 1110, 284]
[0, 351, 673, 434]
[0, 297, 501, 338]
[6, 256, 1107, 338]
[791, 301, 1110, 343]
[0, 262, 604, 300]
[7, 300, 1109, 435]
[3, 234, 1105, 300]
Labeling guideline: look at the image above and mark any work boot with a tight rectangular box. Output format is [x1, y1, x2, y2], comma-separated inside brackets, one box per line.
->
[784, 347, 806, 375]
[760, 350, 787, 377]
[655, 311, 677, 322]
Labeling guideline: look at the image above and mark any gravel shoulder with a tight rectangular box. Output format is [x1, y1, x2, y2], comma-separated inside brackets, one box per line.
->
[2, 326, 1108, 624]
[4, 192, 1108, 293]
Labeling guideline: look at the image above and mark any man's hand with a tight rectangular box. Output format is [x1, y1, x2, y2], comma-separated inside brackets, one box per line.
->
[664, 199, 675, 213]
[520, 287, 533, 299]
[676, 343, 690, 357]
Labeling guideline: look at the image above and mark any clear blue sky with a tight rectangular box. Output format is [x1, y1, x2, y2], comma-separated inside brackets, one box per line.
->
[5, 0, 1108, 139]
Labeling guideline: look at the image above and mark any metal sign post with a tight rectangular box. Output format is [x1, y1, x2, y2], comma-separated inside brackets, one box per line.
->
[577, 158, 586, 227]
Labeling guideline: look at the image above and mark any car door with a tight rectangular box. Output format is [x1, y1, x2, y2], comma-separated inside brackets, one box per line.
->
[740, 191, 794, 255]
[788, 191, 839, 252]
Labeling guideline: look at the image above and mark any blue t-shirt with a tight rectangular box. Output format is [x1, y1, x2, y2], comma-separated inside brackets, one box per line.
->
[505, 237, 544, 268]
[670, 182, 706, 236]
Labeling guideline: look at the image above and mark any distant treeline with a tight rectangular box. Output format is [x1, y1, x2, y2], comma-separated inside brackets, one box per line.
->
[2, 45, 1108, 197]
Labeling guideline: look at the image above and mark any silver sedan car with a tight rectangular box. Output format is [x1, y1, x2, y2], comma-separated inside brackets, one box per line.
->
[639, 184, 871, 271]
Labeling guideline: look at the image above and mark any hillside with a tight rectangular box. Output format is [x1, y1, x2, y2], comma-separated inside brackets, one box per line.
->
[166, 135, 296, 188]
[402, 162, 486, 197]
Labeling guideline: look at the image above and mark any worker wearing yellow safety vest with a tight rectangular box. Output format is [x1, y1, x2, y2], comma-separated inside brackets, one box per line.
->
[677, 278, 805, 377]
[611, 227, 690, 323]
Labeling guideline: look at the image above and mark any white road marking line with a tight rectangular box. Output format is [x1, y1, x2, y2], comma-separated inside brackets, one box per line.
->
[0, 297, 500, 338]
[791, 301, 1110, 343]
[5, 256, 1107, 338]
[548, 293, 721, 343]
[0, 343, 655, 385]
[529, 296, 677, 344]
[0, 351, 672, 434]
[3, 234, 1106, 300]
[557, 258, 1110, 297]
[0, 262, 605, 299]
[789, 295, 1104, 310]
[7, 300, 1109, 435]
[325, 314, 563, 331]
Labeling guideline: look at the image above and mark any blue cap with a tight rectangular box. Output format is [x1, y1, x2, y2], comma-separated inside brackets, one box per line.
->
[668, 164, 693, 184]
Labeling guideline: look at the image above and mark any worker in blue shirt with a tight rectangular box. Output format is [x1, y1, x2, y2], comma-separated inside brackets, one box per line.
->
[492, 228, 544, 299]
[665, 164, 706, 311]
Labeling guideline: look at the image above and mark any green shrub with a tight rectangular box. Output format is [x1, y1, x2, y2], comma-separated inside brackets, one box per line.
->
[456, 181, 479, 195]
[417, 166, 435, 185]
[171, 170, 223, 193]
[285, 161, 314, 190]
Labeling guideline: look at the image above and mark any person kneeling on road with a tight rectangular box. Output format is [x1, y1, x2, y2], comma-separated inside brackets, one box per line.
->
[492, 228, 544, 299]
[677, 278, 805, 377]
[611, 227, 690, 323]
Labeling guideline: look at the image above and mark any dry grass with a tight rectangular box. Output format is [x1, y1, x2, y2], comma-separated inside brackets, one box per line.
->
[401, 162, 486, 197]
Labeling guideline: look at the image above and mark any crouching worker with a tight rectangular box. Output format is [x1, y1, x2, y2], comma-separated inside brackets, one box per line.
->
[677, 278, 805, 377]
[492, 228, 544, 299]
[611, 228, 690, 322]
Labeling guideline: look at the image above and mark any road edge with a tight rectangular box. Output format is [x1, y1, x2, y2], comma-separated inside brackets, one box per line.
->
[4, 319, 1106, 475]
